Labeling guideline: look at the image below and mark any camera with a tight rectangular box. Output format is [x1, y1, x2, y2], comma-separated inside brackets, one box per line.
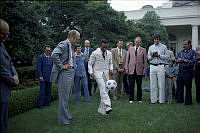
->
[152, 52, 158, 57]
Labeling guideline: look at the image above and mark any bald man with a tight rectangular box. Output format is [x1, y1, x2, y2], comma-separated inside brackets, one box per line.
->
[81, 40, 94, 96]
[0, 19, 19, 133]
[50, 30, 80, 125]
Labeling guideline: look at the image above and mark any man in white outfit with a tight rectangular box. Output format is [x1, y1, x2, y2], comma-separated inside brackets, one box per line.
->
[88, 39, 113, 115]
[148, 34, 169, 104]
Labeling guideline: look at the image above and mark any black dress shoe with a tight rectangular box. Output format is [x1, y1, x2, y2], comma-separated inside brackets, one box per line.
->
[106, 109, 112, 114]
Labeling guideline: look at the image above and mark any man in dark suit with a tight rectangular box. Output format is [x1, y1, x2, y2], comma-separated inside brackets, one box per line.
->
[0, 19, 19, 133]
[36, 45, 53, 108]
[81, 40, 94, 96]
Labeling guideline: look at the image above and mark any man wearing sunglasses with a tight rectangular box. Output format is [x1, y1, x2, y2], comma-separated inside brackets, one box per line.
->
[0, 19, 19, 133]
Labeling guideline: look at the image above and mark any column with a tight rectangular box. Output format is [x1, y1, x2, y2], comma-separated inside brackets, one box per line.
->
[192, 25, 199, 49]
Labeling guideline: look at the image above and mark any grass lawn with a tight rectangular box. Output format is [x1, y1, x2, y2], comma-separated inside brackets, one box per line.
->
[8, 80, 200, 133]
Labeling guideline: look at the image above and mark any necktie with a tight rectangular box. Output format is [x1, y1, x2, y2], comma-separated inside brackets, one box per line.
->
[102, 52, 105, 60]
[85, 48, 89, 62]
[135, 47, 138, 57]
[119, 48, 122, 64]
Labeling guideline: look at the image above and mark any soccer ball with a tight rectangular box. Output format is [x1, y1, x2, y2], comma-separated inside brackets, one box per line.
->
[106, 80, 117, 91]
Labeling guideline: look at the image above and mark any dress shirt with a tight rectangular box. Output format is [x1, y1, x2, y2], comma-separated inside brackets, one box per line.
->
[176, 48, 197, 68]
[148, 43, 168, 64]
[117, 47, 123, 64]
[68, 40, 74, 67]
[134, 46, 140, 56]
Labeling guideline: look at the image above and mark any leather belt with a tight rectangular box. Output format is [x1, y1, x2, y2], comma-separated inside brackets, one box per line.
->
[69, 66, 74, 69]
[150, 63, 164, 66]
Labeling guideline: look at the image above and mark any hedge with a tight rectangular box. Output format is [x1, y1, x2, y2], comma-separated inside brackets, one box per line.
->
[8, 84, 58, 117]
[16, 66, 37, 83]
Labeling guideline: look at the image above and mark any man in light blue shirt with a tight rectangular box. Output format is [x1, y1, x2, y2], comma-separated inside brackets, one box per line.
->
[147, 34, 169, 104]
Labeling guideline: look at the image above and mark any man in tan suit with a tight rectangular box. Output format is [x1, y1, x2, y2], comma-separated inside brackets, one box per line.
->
[125, 37, 147, 103]
[111, 39, 127, 100]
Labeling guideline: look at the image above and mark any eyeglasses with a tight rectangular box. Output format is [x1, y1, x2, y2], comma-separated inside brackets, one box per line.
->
[0, 31, 10, 36]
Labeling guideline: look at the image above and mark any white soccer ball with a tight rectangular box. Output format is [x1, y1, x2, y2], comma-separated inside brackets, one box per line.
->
[106, 80, 117, 91]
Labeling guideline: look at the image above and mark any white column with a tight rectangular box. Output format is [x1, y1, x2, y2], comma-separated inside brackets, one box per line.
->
[192, 25, 199, 49]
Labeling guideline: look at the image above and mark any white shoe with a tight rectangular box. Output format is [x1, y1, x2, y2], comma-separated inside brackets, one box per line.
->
[138, 101, 142, 103]
[129, 101, 133, 103]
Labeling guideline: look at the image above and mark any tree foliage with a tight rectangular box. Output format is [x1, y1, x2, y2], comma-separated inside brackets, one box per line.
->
[0, 2, 169, 66]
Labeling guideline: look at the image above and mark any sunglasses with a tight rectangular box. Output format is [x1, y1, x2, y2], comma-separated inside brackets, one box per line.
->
[0, 31, 10, 36]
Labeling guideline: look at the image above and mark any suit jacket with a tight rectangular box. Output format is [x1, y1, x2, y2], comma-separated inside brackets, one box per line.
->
[81, 47, 94, 59]
[0, 43, 17, 102]
[36, 54, 53, 82]
[125, 46, 147, 75]
[88, 48, 113, 80]
[111, 48, 126, 73]
[81, 47, 94, 71]
[50, 39, 72, 83]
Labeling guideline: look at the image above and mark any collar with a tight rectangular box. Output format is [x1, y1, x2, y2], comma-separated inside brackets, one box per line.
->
[44, 53, 49, 58]
[183, 48, 192, 53]
[134, 46, 140, 50]
[154, 43, 161, 46]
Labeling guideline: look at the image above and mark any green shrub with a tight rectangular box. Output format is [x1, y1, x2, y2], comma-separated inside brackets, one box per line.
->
[8, 84, 58, 117]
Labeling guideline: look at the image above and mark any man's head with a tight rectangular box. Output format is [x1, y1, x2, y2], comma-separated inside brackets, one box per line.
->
[84, 40, 90, 48]
[117, 39, 123, 49]
[99, 39, 108, 53]
[44, 45, 51, 56]
[126, 42, 133, 49]
[154, 34, 161, 44]
[134, 37, 142, 47]
[0, 19, 9, 42]
[75, 44, 81, 54]
[67, 30, 80, 45]
[182, 39, 191, 50]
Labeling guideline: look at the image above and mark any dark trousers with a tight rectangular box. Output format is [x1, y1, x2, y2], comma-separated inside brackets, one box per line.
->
[195, 63, 200, 103]
[123, 74, 130, 94]
[195, 76, 200, 103]
[0, 102, 8, 133]
[38, 81, 52, 108]
[81, 65, 92, 96]
[176, 69, 193, 105]
[128, 71, 143, 101]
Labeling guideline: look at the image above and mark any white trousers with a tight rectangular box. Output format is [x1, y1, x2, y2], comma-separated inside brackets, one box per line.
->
[95, 73, 111, 114]
[150, 65, 165, 103]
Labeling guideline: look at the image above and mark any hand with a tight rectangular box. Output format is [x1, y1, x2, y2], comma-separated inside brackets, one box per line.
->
[177, 58, 184, 62]
[109, 70, 113, 76]
[125, 70, 128, 74]
[90, 73, 94, 79]
[13, 75, 19, 86]
[142, 71, 146, 75]
[63, 64, 70, 69]
[118, 68, 124, 73]
[150, 52, 153, 56]
[39, 77, 44, 82]
[184, 60, 188, 63]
